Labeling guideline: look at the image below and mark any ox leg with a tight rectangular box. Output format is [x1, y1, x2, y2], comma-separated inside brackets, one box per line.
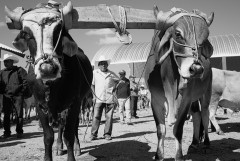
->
[74, 116, 81, 156]
[151, 98, 166, 161]
[55, 124, 64, 156]
[200, 98, 211, 148]
[63, 101, 80, 161]
[190, 101, 201, 149]
[209, 97, 224, 135]
[173, 103, 190, 161]
[209, 107, 224, 135]
[37, 107, 54, 161]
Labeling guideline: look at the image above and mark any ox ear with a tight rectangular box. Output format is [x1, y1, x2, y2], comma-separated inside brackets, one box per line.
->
[62, 36, 78, 57]
[202, 39, 213, 59]
[13, 32, 28, 52]
[156, 28, 172, 64]
[159, 28, 172, 51]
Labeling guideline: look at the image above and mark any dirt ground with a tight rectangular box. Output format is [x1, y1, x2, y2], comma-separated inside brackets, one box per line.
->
[0, 107, 240, 161]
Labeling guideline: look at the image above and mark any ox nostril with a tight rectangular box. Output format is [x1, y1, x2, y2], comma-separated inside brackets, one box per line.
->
[40, 63, 54, 73]
[190, 63, 204, 76]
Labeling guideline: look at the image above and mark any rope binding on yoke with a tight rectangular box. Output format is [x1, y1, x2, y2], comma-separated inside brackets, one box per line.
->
[107, 6, 132, 45]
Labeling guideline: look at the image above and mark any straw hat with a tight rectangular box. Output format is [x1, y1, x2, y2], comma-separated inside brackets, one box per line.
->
[95, 55, 111, 65]
[0, 53, 19, 64]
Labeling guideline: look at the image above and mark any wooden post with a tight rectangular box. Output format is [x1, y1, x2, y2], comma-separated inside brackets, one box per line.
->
[222, 57, 227, 70]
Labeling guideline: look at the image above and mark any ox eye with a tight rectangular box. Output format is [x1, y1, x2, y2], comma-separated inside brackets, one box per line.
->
[175, 31, 183, 39]
[20, 31, 31, 40]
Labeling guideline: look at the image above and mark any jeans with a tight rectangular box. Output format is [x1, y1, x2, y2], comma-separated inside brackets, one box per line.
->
[91, 103, 115, 137]
[130, 96, 138, 116]
[118, 98, 131, 122]
[3, 95, 24, 135]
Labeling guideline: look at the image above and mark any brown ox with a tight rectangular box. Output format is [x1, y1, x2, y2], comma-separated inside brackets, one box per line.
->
[144, 7, 214, 160]
[5, 2, 93, 161]
[209, 68, 240, 135]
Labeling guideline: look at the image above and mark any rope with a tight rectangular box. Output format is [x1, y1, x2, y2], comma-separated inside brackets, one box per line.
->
[106, 6, 132, 45]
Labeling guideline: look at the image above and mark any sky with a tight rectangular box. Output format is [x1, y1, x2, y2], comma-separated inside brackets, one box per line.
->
[0, 0, 240, 75]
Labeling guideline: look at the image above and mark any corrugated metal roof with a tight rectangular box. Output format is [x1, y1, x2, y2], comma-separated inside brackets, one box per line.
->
[0, 43, 25, 57]
[209, 34, 240, 57]
[92, 34, 240, 65]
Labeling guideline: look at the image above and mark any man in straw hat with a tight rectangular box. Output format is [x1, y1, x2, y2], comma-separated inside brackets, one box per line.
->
[0, 54, 29, 139]
[90, 55, 119, 141]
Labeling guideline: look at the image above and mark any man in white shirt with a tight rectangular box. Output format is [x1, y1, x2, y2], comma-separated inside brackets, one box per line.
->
[90, 56, 119, 141]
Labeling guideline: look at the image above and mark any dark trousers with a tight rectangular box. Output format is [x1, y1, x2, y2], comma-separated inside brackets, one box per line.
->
[3, 95, 24, 135]
[91, 103, 114, 137]
[130, 96, 138, 116]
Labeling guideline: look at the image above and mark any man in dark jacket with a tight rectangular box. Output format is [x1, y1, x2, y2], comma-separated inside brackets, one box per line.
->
[0, 54, 28, 139]
[116, 70, 132, 125]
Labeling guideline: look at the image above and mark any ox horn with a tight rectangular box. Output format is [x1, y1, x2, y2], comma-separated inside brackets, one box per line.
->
[5, 6, 24, 30]
[207, 12, 214, 26]
[62, 1, 73, 30]
[193, 9, 214, 26]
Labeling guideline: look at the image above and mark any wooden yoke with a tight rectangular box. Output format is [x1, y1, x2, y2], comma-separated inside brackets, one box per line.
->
[5, 3, 156, 30]
[71, 4, 156, 29]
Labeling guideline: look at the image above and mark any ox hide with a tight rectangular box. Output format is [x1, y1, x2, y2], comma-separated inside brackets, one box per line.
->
[5, 2, 93, 161]
[144, 6, 213, 161]
[209, 68, 240, 135]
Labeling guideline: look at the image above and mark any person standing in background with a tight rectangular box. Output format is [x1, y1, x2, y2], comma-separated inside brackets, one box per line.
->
[129, 75, 139, 119]
[90, 56, 119, 141]
[0, 54, 29, 139]
[115, 70, 132, 125]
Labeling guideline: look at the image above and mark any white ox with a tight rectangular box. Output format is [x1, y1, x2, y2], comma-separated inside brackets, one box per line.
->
[209, 68, 240, 135]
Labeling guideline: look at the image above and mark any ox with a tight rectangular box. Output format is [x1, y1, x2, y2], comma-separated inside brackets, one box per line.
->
[144, 7, 214, 160]
[5, 2, 93, 161]
[209, 68, 240, 135]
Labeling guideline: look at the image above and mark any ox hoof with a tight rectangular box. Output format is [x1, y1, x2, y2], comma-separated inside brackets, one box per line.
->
[187, 144, 199, 154]
[55, 149, 64, 156]
[216, 130, 225, 135]
[74, 149, 81, 156]
[201, 146, 211, 154]
[155, 153, 164, 161]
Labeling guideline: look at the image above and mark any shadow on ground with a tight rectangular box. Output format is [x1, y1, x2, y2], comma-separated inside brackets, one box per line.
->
[82, 140, 155, 161]
[218, 122, 240, 133]
[184, 138, 240, 161]
[0, 131, 43, 146]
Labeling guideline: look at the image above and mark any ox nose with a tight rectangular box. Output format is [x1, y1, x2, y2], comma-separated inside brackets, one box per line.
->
[189, 60, 204, 77]
[39, 54, 59, 78]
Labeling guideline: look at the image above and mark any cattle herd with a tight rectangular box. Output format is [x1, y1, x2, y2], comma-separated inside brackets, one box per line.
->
[0, 1, 239, 161]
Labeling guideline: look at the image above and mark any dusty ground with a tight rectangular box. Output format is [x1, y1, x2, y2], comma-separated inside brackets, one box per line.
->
[0, 108, 240, 161]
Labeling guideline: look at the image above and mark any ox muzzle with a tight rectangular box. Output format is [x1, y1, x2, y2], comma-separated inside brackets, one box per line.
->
[34, 54, 61, 80]
[189, 59, 204, 78]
